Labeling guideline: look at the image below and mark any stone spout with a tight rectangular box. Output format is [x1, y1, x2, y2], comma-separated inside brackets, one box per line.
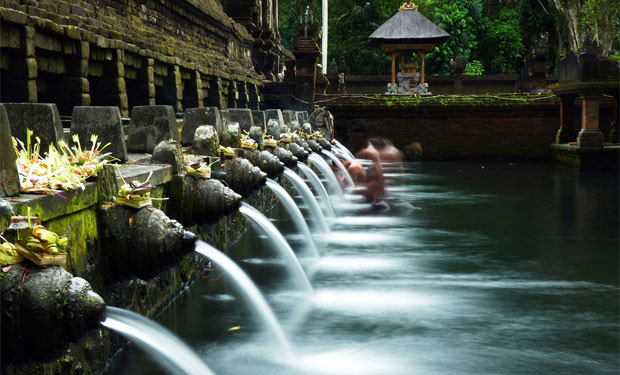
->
[270, 146, 298, 168]
[307, 139, 323, 153]
[181, 177, 242, 224]
[1, 264, 105, 367]
[287, 142, 309, 162]
[317, 137, 332, 151]
[235, 148, 284, 177]
[221, 158, 267, 196]
[99, 206, 196, 280]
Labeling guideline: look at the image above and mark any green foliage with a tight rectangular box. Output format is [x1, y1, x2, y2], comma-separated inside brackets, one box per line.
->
[426, 1, 478, 74]
[477, 8, 525, 74]
[464, 59, 484, 75]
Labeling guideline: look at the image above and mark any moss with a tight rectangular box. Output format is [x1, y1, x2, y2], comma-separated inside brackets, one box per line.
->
[43, 207, 99, 279]
[362, 93, 559, 108]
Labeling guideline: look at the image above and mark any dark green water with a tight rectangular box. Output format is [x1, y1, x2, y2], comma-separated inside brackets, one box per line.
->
[107, 162, 619, 375]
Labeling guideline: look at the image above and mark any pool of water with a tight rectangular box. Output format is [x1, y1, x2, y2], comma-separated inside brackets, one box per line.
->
[106, 161, 619, 375]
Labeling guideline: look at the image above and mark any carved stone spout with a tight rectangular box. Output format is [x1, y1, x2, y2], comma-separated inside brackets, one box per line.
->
[307, 139, 323, 153]
[99, 206, 197, 280]
[270, 146, 298, 168]
[236, 148, 284, 177]
[287, 142, 309, 162]
[1, 264, 105, 367]
[221, 158, 267, 196]
[181, 178, 242, 224]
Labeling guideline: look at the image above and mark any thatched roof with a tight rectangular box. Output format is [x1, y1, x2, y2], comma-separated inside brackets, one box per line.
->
[369, 9, 450, 49]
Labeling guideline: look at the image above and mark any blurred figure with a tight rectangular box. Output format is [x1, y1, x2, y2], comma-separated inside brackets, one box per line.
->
[355, 141, 386, 207]
[368, 137, 403, 174]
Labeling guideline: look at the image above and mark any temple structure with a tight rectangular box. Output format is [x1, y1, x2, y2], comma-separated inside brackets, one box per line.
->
[369, 0, 450, 95]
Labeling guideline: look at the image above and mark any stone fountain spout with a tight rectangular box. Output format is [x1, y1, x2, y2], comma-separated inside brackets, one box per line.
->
[1, 263, 105, 367]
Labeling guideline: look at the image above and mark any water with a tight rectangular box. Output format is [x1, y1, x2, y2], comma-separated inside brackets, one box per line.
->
[297, 162, 336, 217]
[239, 202, 313, 292]
[265, 178, 320, 258]
[333, 139, 355, 160]
[321, 149, 354, 187]
[308, 153, 344, 197]
[194, 241, 295, 359]
[283, 167, 330, 232]
[101, 306, 215, 375]
[108, 162, 619, 375]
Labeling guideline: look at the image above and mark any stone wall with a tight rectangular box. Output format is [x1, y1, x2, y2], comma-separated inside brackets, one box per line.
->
[1, 160, 283, 374]
[322, 94, 616, 159]
[0, 0, 276, 116]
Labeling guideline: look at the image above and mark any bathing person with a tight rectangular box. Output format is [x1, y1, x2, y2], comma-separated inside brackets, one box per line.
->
[355, 141, 385, 205]
[368, 137, 403, 174]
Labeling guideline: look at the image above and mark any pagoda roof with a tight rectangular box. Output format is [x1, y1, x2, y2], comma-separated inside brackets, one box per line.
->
[369, 9, 450, 50]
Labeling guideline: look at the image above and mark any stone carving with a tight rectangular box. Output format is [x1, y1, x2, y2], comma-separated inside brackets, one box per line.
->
[1, 264, 104, 366]
[182, 107, 222, 145]
[228, 109, 255, 132]
[308, 106, 334, 138]
[192, 125, 221, 156]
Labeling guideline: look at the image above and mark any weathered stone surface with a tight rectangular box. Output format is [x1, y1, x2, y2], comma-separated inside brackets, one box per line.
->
[152, 140, 184, 175]
[308, 107, 334, 138]
[295, 111, 306, 125]
[248, 125, 264, 148]
[220, 122, 241, 148]
[70, 106, 128, 163]
[266, 118, 281, 139]
[181, 177, 241, 224]
[271, 146, 298, 168]
[181, 107, 222, 145]
[192, 125, 220, 156]
[265, 109, 285, 129]
[3, 103, 64, 152]
[288, 141, 309, 161]
[99, 205, 197, 280]
[236, 149, 283, 177]
[1, 263, 104, 367]
[0, 105, 20, 197]
[307, 139, 323, 153]
[281, 110, 295, 126]
[228, 108, 254, 132]
[222, 157, 267, 196]
[317, 137, 332, 150]
[252, 110, 267, 130]
[126, 105, 178, 153]
[302, 122, 313, 133]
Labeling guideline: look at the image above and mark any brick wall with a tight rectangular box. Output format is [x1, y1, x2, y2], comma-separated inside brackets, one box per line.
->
[323, 95, 616, 159]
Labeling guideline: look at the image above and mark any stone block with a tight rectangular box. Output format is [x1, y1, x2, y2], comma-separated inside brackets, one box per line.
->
[228, 108, 254, 132]
[295, 111, 306, 125]
[264, 109, 284, 129]
[126, 105, 178, 153]
[192, 125, 220, 156]
[3, 103, 63, 152]
[70, 106, 128, 162]
[0, 105, 21, 197]
[252, 110, 266, 130]
[181, 107, 222, 145]
[220, 122, 241, 148]
[281, 110, 295, 126]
